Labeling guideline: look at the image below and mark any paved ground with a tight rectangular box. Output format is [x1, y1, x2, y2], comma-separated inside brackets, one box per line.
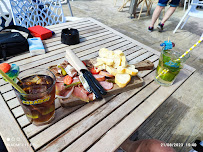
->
[63, 1, 203, 151]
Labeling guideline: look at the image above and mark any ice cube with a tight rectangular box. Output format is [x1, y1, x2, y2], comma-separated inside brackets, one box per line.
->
[29, 75, 41, 83]
[29, 85, 47, 94]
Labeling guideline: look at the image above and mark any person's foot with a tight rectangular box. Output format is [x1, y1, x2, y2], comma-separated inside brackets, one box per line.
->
[148, 26, 154, 32]
[157, 23, 164, 32]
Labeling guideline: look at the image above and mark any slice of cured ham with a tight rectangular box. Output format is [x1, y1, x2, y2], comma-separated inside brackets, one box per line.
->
[56, 87, 74, 99]
[72, 87, 90, 102]
[56, 82, 75, 96]
[72, 76, 80, 83]
[99, 81, 113, 90]
[56, 77, 64, 83]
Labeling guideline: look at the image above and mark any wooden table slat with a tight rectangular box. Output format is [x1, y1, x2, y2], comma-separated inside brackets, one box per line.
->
[87, 69, 194, 152]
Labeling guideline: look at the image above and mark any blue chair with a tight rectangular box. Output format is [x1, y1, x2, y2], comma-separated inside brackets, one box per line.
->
[9, 0, 70, 28]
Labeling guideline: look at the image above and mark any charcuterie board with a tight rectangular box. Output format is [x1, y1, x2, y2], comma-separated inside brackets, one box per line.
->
[59, 75, 144, 107]
[55, 59, 154, 107]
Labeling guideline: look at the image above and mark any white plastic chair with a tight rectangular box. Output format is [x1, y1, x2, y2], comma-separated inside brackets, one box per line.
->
[173, 0, 203, 33]
[184, 0, 191, 11]
[0, 0, 13, 30]
[9, 0, 72, 28]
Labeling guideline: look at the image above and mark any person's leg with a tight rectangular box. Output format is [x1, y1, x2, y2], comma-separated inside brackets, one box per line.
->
[160, 6, 177, 24]
[148, 0, 167, 32]
[120, 139, 176, 152]
[149, 5, 165, 28]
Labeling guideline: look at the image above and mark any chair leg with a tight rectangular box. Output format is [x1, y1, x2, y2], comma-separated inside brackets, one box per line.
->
[184, 0, 187, 10]
[173, 6, 191, 33]
[118, 0, 130, 11]
[181, 16, 190, 29]
[138, 0, 144, 19]
[67, 0, 73, 16]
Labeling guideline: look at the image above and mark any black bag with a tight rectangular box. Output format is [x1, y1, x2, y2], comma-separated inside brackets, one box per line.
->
[0, 25, 33, 61]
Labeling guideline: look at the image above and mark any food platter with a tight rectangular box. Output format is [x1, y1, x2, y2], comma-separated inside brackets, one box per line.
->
[49, 56, 154, 107]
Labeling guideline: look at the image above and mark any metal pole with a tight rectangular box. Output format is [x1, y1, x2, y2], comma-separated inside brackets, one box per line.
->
[67, 0, 73, 17]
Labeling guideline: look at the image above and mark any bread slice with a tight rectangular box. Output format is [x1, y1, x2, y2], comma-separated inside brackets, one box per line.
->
[115, 73, 131, 88]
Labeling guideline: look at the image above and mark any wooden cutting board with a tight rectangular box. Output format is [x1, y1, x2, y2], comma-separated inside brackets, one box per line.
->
[59, 60, 154, 107]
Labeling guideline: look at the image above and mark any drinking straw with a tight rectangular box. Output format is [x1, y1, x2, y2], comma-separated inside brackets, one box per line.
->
[0, 69, 26, 94]
[176, 37, 203, 61]
[156, 37, 203, 79]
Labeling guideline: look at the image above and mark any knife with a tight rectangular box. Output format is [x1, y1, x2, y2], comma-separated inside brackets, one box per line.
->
[65, 49, 107, 99]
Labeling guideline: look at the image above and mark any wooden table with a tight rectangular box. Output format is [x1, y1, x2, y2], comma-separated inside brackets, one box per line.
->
[0, 18, 195, 152]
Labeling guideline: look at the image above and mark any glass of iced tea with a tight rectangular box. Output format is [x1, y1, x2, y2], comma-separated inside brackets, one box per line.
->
[14, 69, 56, 125]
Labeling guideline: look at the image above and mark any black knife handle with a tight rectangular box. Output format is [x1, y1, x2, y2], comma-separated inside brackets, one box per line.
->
[81, 70, 103, 100]
[84, 70, 107, 95]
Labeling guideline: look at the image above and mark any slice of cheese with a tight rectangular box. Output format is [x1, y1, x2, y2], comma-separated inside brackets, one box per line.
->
[94, 61, 104, 67]
[128, 64, 135, 69]
[99, 48, 109, 58]
[114, 50, 124, 56]
[125, 67, 138, 76]
[117, 66, 125, 74]
[106, 65, 117, 76]
[121, 56, 128, 68]
[107, 51, 114, 58]
[97, 58, 114, 65]
[113, 57, 121, 68]
[115, 73, 131, 88]
[96, 64, 106, 72]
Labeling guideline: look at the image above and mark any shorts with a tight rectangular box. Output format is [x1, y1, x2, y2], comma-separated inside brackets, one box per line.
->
[158, 0, 180, 7]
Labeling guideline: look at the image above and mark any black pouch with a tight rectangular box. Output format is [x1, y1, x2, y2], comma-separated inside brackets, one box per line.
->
[0, 25, 33, 61]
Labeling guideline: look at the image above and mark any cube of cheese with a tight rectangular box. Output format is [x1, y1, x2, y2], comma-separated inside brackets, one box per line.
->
[121, 56, 128, 68]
